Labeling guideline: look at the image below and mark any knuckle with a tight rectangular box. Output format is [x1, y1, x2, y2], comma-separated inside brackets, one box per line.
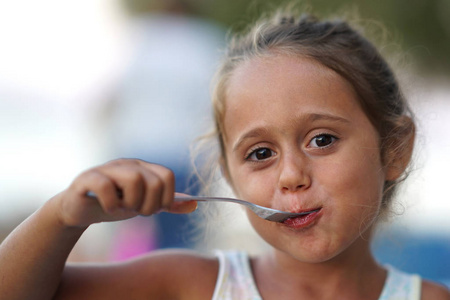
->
[148, 177, 164, 194]
[108, 158, 136, 167]
[124, 172, 145, 197]
[145, 170, 162, 187]
[115, 158, 129, 163]
[76, 168, 98, 182]
[127, 170, 143, 185]
[160, 168, 175, 184]
[96, 175, 112, 193]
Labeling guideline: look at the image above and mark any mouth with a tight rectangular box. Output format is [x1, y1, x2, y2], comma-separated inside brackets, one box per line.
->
[282, 208, 322, 229]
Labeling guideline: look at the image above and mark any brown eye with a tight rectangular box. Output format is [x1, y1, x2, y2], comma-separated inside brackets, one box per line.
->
[309, 134, 337, 148]
[247, 148, 275, 161]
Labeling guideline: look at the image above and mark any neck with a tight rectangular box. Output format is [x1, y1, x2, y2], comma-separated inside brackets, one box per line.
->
[254, 237, 386, 300]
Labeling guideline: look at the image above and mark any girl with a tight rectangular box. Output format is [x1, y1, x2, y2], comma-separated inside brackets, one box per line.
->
[1, 9, 448, 300]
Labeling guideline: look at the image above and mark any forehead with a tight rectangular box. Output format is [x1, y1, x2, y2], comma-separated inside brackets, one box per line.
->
[223, 55, 364, 136]
[226, 54, 356, 104]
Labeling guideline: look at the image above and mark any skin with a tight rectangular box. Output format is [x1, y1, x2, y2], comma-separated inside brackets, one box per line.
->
[223, 55, 386, 264]
[221, 54, 448, 299]
[222, 54, 388, 299]
[0, 54, 448, 300]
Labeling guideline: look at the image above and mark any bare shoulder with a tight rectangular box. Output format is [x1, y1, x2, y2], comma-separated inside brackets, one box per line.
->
[421, 279, 450, 300]
[56, 249, 219, 300]
[133, 249, 220, 295]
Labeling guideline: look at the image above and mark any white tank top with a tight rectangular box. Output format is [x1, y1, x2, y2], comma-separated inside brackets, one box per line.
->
[212, 251, 422, 300]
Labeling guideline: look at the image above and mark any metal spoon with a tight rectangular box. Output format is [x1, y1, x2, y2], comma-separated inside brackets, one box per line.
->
[86, 192, 311, 222]
[175, 195, 313, 222]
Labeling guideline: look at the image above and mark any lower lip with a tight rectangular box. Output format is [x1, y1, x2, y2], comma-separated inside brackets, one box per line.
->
[282, 209, 322, 229]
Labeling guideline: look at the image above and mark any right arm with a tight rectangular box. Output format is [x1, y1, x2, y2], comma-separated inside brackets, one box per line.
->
[0, 159, 197, 300]
[0, 197, 86, 300]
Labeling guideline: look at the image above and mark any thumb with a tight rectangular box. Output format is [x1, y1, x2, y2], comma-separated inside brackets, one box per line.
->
[164, 192, 198, 214]
[166, 200, 198, 214]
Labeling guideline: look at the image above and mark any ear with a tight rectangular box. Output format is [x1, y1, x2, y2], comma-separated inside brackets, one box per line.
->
[384, 116, 415, 181]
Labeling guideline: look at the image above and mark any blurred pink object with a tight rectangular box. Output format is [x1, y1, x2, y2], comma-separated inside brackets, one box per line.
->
[110, 217, 158, 261]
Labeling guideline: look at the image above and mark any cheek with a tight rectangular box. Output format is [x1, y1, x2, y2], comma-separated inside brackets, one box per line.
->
[228, 167, 276, 204]
[331, 157, 382, 193]
[353, 150, 385, 196]
[325, 150, 385, 220]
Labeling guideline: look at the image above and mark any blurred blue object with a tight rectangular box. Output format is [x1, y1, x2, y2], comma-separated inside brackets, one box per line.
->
[372, 230, 450, 288]
[106, 9, 224, 252]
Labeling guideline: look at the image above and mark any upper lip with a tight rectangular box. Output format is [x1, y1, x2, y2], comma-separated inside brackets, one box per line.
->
[289, 207, 322, 214]
[275, 196, 322, 213]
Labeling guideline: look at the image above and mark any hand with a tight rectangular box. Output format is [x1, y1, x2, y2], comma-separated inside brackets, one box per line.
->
[54, 159, 197, 228]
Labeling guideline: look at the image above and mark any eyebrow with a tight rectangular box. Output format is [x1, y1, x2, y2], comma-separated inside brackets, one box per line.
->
[232, 127, 271, 152]
[307, 113, 350, 124]
[231, 113, 350, 152]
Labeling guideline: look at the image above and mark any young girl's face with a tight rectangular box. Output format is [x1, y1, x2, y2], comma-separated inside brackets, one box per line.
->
[222, 54, 387, 263]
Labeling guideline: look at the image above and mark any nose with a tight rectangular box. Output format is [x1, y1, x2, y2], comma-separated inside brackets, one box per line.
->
[277, 152, 311, 192]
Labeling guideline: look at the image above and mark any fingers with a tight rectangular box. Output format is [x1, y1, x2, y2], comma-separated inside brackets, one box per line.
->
[95, 159, 175, 215]
[107, 166, 146, 212]
[63, 158, 199, 228]
[166, 200, 198, 214]
[72, 169, 123, 214]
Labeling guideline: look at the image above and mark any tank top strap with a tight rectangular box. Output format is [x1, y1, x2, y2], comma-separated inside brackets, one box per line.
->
[378, 265, 422, 300]
[213, 252, 422, 300]
[212, 250, 263, 300]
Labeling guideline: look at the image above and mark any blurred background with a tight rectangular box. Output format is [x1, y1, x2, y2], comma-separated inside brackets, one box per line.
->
[0, 0, 448, 288]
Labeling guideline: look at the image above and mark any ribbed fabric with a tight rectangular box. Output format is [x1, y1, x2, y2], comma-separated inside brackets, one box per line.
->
[212, 251, 422, 300]
[378, 265, 422, 300]
[212, 250, 262, 300]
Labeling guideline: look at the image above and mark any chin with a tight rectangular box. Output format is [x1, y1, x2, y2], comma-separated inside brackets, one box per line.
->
[263, 230, 361, 264]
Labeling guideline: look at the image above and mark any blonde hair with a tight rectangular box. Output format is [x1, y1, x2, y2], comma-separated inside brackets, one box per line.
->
[204, 10, 415, 215]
